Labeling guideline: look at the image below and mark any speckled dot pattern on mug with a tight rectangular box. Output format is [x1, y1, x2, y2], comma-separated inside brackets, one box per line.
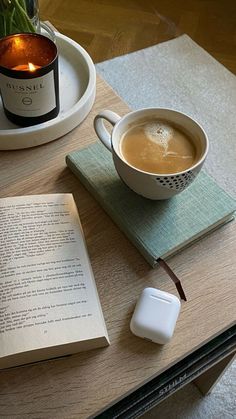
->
[155, 170, 196, 191]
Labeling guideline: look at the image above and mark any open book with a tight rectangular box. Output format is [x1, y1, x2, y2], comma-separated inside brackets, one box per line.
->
[66, 142, 236, 267]
[0, 194, 109, 369]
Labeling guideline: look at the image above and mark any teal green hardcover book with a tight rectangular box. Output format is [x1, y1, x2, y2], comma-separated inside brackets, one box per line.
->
[66, 142, 236, 267]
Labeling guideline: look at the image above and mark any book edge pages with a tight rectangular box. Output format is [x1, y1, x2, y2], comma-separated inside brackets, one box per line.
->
[69, 193, 110, 343]
[0, 335, 109, 370]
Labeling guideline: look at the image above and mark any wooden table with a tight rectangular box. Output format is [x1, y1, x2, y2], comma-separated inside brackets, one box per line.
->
[0, 76, 235, 418]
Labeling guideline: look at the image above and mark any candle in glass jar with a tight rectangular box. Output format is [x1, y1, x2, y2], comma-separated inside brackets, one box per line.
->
[0, 33, 59, 127]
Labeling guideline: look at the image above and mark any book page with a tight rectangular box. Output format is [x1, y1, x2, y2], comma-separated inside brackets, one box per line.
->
[0, 194, 108, 359]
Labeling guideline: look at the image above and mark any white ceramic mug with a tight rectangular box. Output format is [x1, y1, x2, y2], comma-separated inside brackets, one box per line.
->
[94, 108, 209, 200]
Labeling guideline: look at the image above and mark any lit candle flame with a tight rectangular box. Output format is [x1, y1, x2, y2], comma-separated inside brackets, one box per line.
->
[28, 62, 37, 72]
[12, 62, 41, 71]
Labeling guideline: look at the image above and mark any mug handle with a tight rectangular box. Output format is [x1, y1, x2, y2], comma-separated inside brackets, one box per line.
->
[94, 110, 121, 152]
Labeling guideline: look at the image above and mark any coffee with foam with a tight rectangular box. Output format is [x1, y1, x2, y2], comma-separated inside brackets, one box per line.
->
[120, 119, 199, 174]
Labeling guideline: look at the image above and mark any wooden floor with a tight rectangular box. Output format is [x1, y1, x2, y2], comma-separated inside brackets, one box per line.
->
[39, 0, 236, 74]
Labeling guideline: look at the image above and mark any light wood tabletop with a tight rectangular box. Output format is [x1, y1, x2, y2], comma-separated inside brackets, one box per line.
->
[1, 1, 236, 417]
[0, 76, 235, 418]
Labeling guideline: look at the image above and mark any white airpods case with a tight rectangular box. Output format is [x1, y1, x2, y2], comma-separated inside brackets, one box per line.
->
[130, 287, 181, 344]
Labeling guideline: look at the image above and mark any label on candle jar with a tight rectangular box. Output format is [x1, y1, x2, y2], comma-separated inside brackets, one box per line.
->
[0, 71, 56, 117]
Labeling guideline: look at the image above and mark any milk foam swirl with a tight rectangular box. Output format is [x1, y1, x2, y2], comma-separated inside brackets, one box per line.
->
[144, 121, 174, 153]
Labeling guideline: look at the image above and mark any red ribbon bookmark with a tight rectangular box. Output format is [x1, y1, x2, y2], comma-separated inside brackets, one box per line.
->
[157, 258, 187, 301]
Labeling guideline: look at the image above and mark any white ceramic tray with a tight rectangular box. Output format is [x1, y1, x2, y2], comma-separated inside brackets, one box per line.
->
[0, 32, 96, 150]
